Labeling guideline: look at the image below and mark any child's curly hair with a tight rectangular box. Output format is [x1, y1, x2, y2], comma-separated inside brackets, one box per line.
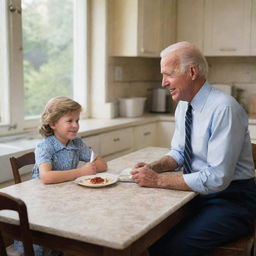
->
[39, 96, 82, 137]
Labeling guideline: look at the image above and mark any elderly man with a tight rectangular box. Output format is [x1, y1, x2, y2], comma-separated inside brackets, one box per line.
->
[132, 41, 256, 256]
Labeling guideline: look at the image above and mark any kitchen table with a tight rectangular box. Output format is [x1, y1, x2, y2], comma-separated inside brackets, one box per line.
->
[0, 147, 197, 256]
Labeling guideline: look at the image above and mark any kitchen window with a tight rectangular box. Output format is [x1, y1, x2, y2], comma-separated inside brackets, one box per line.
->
[0, 0, 89, 136]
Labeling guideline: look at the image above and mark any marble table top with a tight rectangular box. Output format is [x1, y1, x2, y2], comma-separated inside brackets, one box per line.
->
[0, 147, 196, 250]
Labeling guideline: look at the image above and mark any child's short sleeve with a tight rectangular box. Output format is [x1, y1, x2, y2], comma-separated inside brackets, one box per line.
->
[35, 140, 54, 167]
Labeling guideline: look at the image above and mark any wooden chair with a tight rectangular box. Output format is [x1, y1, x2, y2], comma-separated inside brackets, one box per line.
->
[207, 143, 256, 256]
[10, 152, 35, 184]
[0, 192, 34, 256]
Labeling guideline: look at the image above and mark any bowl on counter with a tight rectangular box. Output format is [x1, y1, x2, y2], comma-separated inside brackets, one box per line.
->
[119, 97, 146, 117]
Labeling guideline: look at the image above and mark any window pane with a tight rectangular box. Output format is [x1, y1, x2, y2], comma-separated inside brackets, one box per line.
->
[22, 0, 73, 118]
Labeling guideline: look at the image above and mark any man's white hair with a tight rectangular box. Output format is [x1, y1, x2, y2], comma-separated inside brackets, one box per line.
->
[160, 41, 208, 78]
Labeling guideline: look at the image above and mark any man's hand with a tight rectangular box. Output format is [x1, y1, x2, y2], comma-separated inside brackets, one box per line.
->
[133, 162, 147, 168]
[131, 164, 159, 187]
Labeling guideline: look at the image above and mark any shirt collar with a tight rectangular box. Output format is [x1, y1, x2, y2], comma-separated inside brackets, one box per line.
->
[190, 81, 212, 112]
[49, 136, 78, 151]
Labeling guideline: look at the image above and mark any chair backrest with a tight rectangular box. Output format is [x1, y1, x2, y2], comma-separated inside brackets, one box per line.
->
[252, 143, 256, 169]
[10, 152, 35, 184]
[0, 192, 34, 256]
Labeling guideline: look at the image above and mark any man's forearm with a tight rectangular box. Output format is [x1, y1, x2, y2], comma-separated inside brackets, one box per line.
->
[157, 173, 192, 191]
[149, 155, 179, 173]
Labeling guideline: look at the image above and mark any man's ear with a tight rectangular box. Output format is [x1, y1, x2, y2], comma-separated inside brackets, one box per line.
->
[189, 65, 199, 80]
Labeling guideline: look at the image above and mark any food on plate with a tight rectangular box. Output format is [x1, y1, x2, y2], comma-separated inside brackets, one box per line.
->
[85, 176, 109, 184]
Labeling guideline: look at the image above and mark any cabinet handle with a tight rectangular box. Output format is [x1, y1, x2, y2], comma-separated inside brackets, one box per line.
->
[144, 132, 151, 136]
[219, 48, 237, 51]
[113, 137, 120, 142]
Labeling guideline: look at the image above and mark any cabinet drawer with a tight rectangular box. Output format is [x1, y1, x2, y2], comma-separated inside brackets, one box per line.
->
[100, 128, 133, 156]
[134, 123, 156, 150]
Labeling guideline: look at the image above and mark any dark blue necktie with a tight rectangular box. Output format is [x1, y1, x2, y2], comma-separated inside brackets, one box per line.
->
[183, 103, 193, 174]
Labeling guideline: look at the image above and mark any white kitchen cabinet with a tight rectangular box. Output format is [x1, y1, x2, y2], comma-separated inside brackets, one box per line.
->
[251, 0, 256, 55]
[156, 121, 175, 148]
[133, 123, 156, 150]
[100, 128, 133, 158]
[81, 134, 100, 155]
[204, 0, 251, 56]
[176, 0, 204, 51]
[109, 0, 176, 57]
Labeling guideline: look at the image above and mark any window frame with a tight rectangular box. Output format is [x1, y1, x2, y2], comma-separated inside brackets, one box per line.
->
[0, 0, 89, 136]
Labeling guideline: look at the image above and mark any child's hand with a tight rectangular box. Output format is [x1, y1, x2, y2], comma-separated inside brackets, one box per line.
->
[79, 162, 97, 176]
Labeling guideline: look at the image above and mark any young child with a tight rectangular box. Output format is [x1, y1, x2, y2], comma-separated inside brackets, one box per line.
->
[14, 96, 107, 255]
[32, 96, 107, 184]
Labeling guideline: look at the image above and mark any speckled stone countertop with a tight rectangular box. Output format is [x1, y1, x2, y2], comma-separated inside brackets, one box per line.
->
[0, 147, 196, 250]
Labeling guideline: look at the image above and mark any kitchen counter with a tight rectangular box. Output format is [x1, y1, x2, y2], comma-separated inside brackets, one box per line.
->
[0, 112, 254, 150]
[0, 114, 174, 155]
[78, 113, 175, 136]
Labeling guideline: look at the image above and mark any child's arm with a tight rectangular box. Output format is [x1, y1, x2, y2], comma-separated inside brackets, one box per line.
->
[39, 162, 98, 184]
[94, 157, 107, 173]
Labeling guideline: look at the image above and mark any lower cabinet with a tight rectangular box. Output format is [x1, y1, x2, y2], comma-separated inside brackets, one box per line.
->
[100, 128, 133, 160]
[156, 121, 175, 148]
[81, 134, 100, 155]
[80, 120, 176, 161]
[133, 123, 156, 150]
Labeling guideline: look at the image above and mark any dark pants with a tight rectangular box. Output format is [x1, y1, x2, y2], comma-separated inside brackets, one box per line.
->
[149, 179, 256, 256]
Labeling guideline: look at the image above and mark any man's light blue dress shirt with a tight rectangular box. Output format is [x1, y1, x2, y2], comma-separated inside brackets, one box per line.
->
[167, 81, 255, 194]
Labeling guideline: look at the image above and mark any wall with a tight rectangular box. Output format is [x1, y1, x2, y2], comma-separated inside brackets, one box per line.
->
[108, 56, 256, 115]
[207, 57, 256, 114]
[107, 57, 162, 114]
[108, 57, 161, 99]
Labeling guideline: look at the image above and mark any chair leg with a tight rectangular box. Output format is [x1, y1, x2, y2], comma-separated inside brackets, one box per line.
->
[140, 250, 150, 256]
[0, 233, 8, 256]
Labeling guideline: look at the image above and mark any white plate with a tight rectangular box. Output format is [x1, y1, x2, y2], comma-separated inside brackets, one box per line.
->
[74, 173, 118, 188]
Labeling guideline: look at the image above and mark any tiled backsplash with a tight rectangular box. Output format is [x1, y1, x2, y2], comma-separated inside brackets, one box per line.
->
[108, 56, 256, 114]
[108, 57, 161, 101]
[207, 57, 256, 114]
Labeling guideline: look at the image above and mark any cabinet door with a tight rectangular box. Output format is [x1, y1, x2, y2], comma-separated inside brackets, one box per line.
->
[156, 121, 175, 148]
[161, 0, 176, 50]
[204, 0, 251, 56]
[109, 0, 138, 56]
[138, 0, 162, 56]
[100, 128, 133, 157]
[251, 0, 256, 55]
[81, 135, 100, 155]
[133, 123, 156, 150]
[139, 0, 176, 56]
[109, 0, 175, 57]
[176, 0, 204, 51]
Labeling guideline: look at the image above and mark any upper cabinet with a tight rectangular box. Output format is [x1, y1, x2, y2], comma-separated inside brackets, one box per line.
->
[251, 0, 256, 55]
[177, 0, 255, 56]
[204, 0, 251, 56]
[176, 0, 204, 51]
[109, 0, 176, 57]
